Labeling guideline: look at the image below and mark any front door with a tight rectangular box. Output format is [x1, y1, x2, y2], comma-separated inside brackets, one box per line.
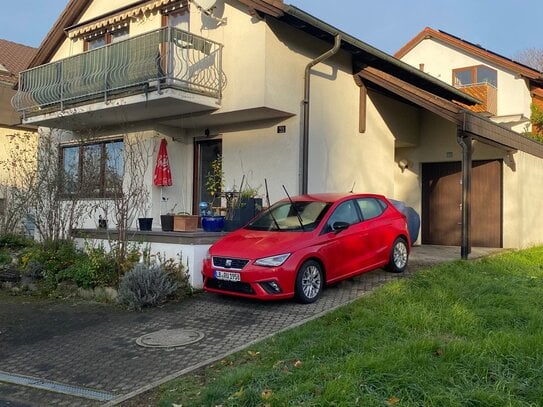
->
[422, 160, 502, 247]
[193, 140, 222, 214]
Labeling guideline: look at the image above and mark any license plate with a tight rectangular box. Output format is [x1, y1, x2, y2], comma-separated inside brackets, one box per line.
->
[214, 270, 241, 282]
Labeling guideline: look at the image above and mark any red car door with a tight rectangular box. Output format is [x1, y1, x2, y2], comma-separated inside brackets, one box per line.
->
[317, 199, 364, 282]
[356, 197, 390, 267]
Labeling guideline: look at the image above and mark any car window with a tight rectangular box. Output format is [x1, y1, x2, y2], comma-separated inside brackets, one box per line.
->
[247, 201, 330, 231]
[357, 198, 385, 220]
[326, 200, 360, 231]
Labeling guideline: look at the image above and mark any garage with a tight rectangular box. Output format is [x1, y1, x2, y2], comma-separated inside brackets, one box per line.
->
[422, 160, 502, 247]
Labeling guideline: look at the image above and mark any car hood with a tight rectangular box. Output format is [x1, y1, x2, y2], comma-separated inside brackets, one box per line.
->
[210, 229, 310, 259]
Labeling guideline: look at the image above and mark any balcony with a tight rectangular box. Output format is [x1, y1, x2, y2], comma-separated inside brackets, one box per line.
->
[455, 82, 497, 116]
[12, 27, 224, 129]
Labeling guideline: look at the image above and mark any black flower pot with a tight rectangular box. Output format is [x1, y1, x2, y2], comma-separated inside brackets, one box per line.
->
[160, 215, 174, 232]
[138, 217, 153, 231]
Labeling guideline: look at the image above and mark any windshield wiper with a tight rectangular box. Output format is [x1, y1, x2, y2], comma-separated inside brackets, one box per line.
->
[265, 179, 281, 231]
[282, 185, 305, 231]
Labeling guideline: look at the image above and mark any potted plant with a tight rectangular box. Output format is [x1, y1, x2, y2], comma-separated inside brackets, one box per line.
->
[224, 183, 263, 232]
[137, 201, 153, 231]
[202, 155, 225, 232]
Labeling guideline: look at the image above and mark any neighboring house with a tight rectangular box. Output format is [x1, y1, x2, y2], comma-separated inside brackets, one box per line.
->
[0, 39, 37, 231]
[11, 1, 543, 286]
[395, 27, 543, 135]
[394, 27, 543, 250]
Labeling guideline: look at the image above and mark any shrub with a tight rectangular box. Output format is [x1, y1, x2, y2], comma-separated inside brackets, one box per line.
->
[0, 251, 11, 265]
[20, 239, 83, 289]
[157, 254, 193, 298]
[117, 263, 177, 310]
[0, 234, 34, 249]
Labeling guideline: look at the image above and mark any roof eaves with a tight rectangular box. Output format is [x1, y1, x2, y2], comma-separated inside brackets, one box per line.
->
[396, 27, 543, 81]
[282, 6, 480, 106]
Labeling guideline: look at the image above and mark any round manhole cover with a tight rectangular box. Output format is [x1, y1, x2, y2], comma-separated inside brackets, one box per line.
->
[136, 329, 205, 348]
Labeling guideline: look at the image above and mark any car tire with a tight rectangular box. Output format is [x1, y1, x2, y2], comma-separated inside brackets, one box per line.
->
[386, 237, 409, 273]
[295, 260, 323, 304]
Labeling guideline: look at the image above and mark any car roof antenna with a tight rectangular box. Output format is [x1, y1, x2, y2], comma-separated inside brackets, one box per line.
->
[265, 178, 281, 231]
[282, 184, 305, 231]
[350, 182, 356, 193]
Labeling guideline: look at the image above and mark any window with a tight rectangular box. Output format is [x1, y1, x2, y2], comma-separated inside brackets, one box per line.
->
[326, 200, 360, 231]
[357, 198, 386, 220]
[85, 26, 129, 50]
[453, 65, 497, 87]
[62, 140, 123, 198]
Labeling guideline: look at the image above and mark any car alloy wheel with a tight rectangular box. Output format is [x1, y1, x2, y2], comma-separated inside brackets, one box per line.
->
[387, 237, 408, 273]
[295, 260, 323, 303]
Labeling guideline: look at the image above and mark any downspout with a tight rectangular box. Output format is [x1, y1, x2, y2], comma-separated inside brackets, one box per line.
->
[301, 34, 342, 194]
[456, 113, 472, 259]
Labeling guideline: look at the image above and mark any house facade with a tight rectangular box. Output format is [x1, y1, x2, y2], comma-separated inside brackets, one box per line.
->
[394, 27, 543, 250]
[11, 1, 543, 285]
[0, 39, 37, 233]
[396, 27, 543, 134]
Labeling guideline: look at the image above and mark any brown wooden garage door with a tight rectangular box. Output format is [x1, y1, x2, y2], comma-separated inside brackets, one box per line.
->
[422, 160, 502, 247]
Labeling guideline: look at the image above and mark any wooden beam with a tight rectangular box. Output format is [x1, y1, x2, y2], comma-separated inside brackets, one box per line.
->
[359, 79, 367, 133]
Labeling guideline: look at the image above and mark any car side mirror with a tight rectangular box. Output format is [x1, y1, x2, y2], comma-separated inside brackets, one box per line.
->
[332, 221, 350, 233]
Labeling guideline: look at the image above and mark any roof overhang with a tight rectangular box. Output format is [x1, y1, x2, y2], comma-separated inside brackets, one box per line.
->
[278, 6, 480, 106]
[395, 27, 543, 84]
[356, 66, 543, 159]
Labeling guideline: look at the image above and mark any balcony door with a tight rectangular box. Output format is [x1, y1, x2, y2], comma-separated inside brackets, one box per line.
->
[194, 139, 222, 214]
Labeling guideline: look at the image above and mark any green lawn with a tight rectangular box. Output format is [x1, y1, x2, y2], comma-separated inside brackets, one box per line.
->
[155, 247, 543, 406]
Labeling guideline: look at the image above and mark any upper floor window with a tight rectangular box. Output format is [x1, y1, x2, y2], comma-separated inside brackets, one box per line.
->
[85, 26, 129, 51]
[61, 140, 124, 198]
[453, 65, 497, 88]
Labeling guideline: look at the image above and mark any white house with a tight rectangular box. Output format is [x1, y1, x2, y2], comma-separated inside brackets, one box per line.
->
[12, 2, 543, 286]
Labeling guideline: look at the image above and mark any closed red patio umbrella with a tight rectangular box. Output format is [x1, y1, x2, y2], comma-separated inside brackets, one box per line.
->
[154, 138, 172, 187]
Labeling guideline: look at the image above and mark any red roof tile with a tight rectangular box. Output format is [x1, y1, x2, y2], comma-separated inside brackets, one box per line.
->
[0, 39, 37, 84]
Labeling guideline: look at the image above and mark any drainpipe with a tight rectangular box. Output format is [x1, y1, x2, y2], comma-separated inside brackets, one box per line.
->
[456, 114, 472, 260]
[301, 34, 342, 195]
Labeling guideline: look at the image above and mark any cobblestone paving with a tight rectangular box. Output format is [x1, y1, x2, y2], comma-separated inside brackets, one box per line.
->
[0, 268, 406, 407]
[0, 246, 499, 406]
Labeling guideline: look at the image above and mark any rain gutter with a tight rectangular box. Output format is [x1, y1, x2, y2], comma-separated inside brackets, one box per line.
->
[301, 33, 342, 194]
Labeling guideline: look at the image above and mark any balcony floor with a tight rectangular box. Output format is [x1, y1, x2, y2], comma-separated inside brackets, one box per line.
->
[22, 87, 220, 130]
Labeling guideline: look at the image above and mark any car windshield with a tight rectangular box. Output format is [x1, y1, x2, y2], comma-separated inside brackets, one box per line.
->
[246, 201, 331, 231]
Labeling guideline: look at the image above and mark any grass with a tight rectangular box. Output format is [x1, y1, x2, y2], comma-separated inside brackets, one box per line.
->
[153, 247, 543, 406]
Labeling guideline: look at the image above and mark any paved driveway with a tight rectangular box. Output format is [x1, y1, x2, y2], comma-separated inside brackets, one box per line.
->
[0, 246, 499, 406]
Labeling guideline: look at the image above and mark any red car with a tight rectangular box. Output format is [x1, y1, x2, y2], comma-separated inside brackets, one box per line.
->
[202, 193, 410, 303]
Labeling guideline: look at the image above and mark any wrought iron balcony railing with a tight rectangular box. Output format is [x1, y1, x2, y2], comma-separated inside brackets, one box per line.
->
[12, 27, 223, 117]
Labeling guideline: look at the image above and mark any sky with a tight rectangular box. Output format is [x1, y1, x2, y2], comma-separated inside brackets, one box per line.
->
[0, 0, 542, 60]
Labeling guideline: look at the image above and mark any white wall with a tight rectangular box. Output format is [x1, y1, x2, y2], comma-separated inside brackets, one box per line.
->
[400, 38, 532, 119]
[503, 150, 543, 248]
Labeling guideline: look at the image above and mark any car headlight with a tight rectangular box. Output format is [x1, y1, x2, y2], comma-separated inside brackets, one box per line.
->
[205, 249, 211, 260]
[254, 253, 291, 267]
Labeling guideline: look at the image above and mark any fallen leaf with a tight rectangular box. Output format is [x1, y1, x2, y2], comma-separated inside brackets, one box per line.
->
[273, 360, 284, 368]
[172, 404, 182, 407]
[434, 348, 443, 357]
[293, 360, 302, 368]
[230, 387, 244, 399]
[387, 397, 400, 405]
[248, 350, 260, 357]
[261, 389, 273, 400]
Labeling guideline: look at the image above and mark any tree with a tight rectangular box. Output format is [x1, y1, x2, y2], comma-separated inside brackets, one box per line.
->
[514, 47, 543, 72]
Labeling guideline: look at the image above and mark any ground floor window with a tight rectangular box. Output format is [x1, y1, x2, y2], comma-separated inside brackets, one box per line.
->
[61, 140, 124, 198]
